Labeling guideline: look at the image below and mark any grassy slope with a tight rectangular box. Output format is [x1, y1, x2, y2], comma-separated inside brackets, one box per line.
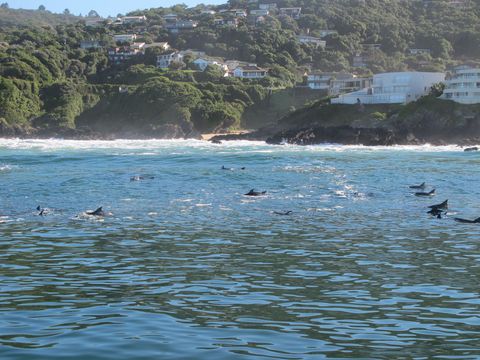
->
[0, 8, 80, 28]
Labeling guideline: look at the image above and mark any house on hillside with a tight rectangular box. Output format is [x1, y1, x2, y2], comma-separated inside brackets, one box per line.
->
[408, 48, 431, 55]
[163, 13, 178, 22]
[193, 58, 229, 75]
[85, 17, 105, 27]
[306, 72, 371, 94]
[250, 9, 269, 16]
[220, 9, 247, 17]
[233, 64, 268, 79]
[214, 18, 239, 27]
[113, 34, 137, 43]
[144, 42, 170, 51]
[166, 20, 198, 33]
[297, 35, 326, 48]
[121, 16, 147, 24]
[330, 74, 372, 95]
[441, 66, 480, 104]
[279, 7, 301, 19]
[306, 73, 332, 90]
[157, 52, 184, 69]
[331, 72, 445, 104]
[108, 45, 144, 65]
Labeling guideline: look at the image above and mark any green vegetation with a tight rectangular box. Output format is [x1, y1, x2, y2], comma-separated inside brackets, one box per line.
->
[1, 0, 480, 137]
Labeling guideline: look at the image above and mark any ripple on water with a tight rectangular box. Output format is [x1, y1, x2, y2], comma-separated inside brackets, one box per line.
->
[0, 140, 479, 359]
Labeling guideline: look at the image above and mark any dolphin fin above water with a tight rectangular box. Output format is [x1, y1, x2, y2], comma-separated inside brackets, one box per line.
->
[454, 216, 480, 224]
[415, 189, 435, 197]
[409, 182, 426, 189]
[245, 189, 267, 196]
[86, 207, 105, 216]
[428, 200, 448, 210]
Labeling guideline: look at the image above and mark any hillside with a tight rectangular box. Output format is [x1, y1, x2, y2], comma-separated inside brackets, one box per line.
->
[0, 6, 80, 28]
[1, 0, 480, 138]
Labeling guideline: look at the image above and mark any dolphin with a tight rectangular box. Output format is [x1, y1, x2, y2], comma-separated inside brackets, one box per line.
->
[454, 217, 480, 223]
[86, 207, 105, 216]
[273, 210, 292, 215]
[131, 176, 154, 181]
[428, 200, 448, 211]
[427, 207, 445, 218]
[415, 189, 435, 197]
[244, 189, 267, 196]
[37, 205, 47, 216]
[409, 182, 426, 189]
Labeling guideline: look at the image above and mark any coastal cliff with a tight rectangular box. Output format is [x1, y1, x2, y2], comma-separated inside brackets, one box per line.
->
[211, 96, 480, 146]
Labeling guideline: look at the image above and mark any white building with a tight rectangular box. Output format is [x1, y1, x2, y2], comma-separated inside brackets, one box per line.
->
[233, 64, 268, 79]
[306, 72, 371, 94]
[306, 73, 332, 90]
[85, 17, 105, 27]
[214, 18, 239, 27]
[163, 13, 178, 22]
[331, 72, 445, 104]
[144, 42, 170, 51]
[330, 75, 372, 96]
[441, 66, 480, 104]
[108, 46, 144, 65]
[193, 58, 229, 75]
[166, 20, 198, 33]
[250, 9, 269, 16]
[297, 35, 326, 48]
[121, 16, 147, 24]
[157, 52, 184, 69]
[113, 34, 137, 43]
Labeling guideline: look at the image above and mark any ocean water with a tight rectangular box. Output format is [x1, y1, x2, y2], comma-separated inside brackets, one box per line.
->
[0, 139, 479, 359]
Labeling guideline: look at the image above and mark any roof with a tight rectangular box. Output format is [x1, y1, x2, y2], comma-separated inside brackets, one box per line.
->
[238, 65, 267, 71]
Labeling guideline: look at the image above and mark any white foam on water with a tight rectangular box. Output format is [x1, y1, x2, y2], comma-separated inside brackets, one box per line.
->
[0, 138, 471, 152]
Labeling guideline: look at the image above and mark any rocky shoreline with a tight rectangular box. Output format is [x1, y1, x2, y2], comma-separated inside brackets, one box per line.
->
[208, 125, 480, 146]
[2, 124, 480, 147]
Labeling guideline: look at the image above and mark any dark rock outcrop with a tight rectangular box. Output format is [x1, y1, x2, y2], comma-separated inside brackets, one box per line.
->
[266, 126, 407, 146]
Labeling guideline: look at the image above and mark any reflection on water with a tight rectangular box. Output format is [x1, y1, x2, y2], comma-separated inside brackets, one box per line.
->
[0, 140, 479, 359]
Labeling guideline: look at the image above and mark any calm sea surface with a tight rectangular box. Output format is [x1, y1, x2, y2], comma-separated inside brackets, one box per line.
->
[0, 139, 479, 359]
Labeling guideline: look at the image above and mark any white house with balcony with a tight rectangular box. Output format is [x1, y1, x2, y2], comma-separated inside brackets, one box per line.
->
[331, 72, 445, 104]
[250, 9, 269, 16]
[297, 35, 326, 48]
[157, 52, 184, 69]
[441, 66, 480, 104]
[306, 73, 332, 90]
[113, 34, 137, 43]
[121, 16, 147, 24]
[233, 64, 268, 79]
[306, 72, 372, 94]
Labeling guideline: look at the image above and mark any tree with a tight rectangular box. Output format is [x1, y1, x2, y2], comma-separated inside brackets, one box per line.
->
[38, 5, 46, 11]
[63, 8, 70, 15]
[88, 10, 99, 17]
[0, 3, 8, 8]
